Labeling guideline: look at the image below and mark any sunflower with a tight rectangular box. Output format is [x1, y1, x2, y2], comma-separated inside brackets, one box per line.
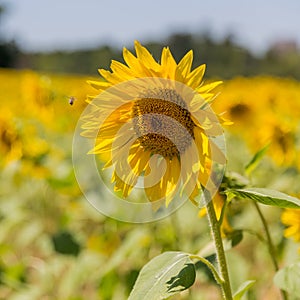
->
[281, 208, 300, 243]
[81, 41, 227, 207]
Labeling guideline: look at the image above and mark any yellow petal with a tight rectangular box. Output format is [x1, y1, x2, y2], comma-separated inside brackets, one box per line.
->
[123, 47, 144, 74]
[177, 50, 193, 78]
[92, 134, 133, 154]
[87, 80, 111, 91]
[165, 157, 180, 207]
[98, 68, 121, 84]
[161, 47, 177, 78]
[110, 60, 135, 80]
[197, 81, 223, 93]
[144, 157, 180, 206]
[186, 64, 206, 88]
[134, 40, 161, 72]
[201, 132, 209, 155]
[209, 140, 226, 164]
[129, 147, 151, 175]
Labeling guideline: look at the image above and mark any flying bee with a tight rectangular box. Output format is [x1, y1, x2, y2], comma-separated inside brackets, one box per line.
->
[69, 96, 76, 105]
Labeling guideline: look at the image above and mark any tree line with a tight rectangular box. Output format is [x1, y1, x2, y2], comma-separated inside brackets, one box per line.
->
[1, 6, 300, 79]
[18, 33, 300, 79]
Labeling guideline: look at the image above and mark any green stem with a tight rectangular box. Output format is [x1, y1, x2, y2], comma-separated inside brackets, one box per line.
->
[218, 198, 228, 227]
[240, 228, 265, 243]
[203, 189, 233, 300]
[253, 202, 288, 300]
[253, 202, 279, 270]
[190, 255, 223, 286]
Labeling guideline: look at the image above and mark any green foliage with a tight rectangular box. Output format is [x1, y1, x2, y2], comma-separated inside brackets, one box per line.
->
[128, 252, 195, 299]
[0, 41, 19, 68]
[12, 32, 300, 79]
[0, 5, 20, 68]
[245, 145, 269, 175]
[24, 46, 120, 75]
[233, 280, 256, 300]
[226, 230, 244, 248]
[98, 271, 121, 300]
[274, 262, 300, 299]
[51, 230, 81, 256]
[0, 65, 299, 298]
[225, 188, 300, 209]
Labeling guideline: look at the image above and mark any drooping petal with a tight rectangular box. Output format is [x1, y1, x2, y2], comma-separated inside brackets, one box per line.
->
[144, 156, 180, 205]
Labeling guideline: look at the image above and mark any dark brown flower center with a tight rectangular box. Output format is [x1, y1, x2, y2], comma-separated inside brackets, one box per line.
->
[132, 89, 195, 158]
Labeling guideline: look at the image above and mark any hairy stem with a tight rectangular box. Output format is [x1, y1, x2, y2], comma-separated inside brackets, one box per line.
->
[204, 189, 233, 300]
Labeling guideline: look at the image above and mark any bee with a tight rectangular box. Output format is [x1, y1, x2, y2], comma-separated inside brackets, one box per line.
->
[69, 96, 76, 105]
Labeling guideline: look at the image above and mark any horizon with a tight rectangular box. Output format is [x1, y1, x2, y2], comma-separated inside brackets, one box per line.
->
[1, 0, 300, 55]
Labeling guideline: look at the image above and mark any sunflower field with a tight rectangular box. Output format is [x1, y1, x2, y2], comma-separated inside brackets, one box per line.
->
[1, 65, 300, 300]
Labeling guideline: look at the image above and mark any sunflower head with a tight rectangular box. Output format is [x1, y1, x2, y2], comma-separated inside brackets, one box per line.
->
[79, 41, 227, 213]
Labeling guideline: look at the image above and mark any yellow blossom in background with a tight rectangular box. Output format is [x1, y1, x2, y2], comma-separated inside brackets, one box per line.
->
[0, 107, 22, 165]
[81, 41, 227, 206]
[0, 68, 93, 178]
[281, 208, 300, 243]
[214, 76, 300, 168]
[1, 56, 300, 299]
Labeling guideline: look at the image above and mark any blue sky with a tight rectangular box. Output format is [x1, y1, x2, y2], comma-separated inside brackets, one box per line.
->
[1, 0, 300, 54]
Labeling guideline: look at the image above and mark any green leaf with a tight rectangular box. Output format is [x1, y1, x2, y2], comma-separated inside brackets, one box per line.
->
[223, 171, 249, 189]
[128, 251, 196, 300]
[245, 144, 269, 175]
[51, 231, 81, 256]
[225, 188, 300, 209]
[227, 230, 244, 248]
[274, 262, 300, 297]
[233, 280, 256, 300]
